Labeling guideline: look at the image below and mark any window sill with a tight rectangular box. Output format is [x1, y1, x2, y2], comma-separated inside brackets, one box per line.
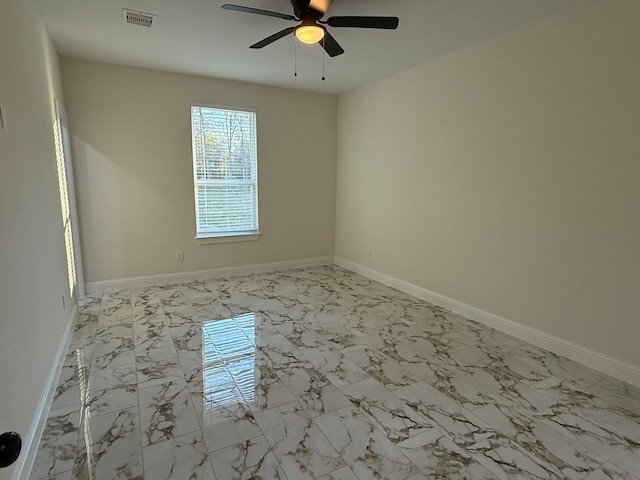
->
[196, 232, 261, 245]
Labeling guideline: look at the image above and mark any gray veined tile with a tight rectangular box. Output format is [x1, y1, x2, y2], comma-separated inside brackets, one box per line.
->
[73, 406, 143, 480]
[92, 324, 135, 370]
[472, 325, 526, 353]
[237, 311, 280, 342]
[89, 363, 136, 391]
[396, 429, 495, 479]
[430, 362, 550, 413]
[508, 344, 605, 388]
[344, 347, 422, 391]
[445, 344, 496, 369]
[73, 313, 98, 339]
[177, 348, 205, 373]
[184, 366, 204, 390]
[303, 348, 369, 388]
[94, 323, 134, 346]
[587, 377, 640, 419]
[193, 301, 240, 322]
[535, 404, 640, 478]
[473, 403, 608, 479]
[275, 363, 352, 417]
[132, 303, 164, 323]
[570, 400, 640, 444]
[377, 336, 443, 383]
[130, 287, 160, 307]
[138, 379, 200, 446]
[340, 378, 432, 443]
[180, 281, 216, 299]
[143, 430, 216, 480]
[582, 462, 640, 480]
[391, 381, 469, 423]
[254, 401, 344, 480]
[30, 410, 81, 480]
[92, 349, 136, 375]
[530, 377, 640, 442]
[78, 295, 101, 314]
[163, 304, 200, 326]
[258, 307, 308, 328]
[33, 470, 73, 480]
[49, 364, 87, 413]
[226, 354, 297, 413]
[255, 333, 309, 369]
[101, 289, 130, 302]
[65, 339, 94, 367]
[187, 366, 251, 429]
[100, 290, 131, 303]
[135, 344, 184, 388]
[158, 288, 190, 307]
[200, 401, 263, 452]
[317, 466, 359, 480]
[210, 435, 287, 480]
[133, 319, 174, 353]
[314, 405, 419, 480]
[97, 300, 132, 327]
[63, 345, 92, 370]
[193, 385, 249, 425]
[169, 322, 204, 353]
[272, 320, 327, 353]
[427, 405, 569, 480]
[86, 364, 138, 416]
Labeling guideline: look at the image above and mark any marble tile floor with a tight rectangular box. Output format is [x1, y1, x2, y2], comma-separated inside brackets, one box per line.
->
[30, 265, 640, 480]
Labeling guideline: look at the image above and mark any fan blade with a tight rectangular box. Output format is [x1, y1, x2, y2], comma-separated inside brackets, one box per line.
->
[309, 0, 333, 14]
[250, 26, 296, 49]
[222, 4, 296, 21]
[320, 31, 344, 57]
[327, 16, 399, 29]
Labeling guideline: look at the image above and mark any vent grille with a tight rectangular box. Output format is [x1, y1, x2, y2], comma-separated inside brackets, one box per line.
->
[123, 9, 155, 27]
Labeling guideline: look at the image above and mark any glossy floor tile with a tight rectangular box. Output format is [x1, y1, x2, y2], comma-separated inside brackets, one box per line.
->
[32, 266, 640, 479]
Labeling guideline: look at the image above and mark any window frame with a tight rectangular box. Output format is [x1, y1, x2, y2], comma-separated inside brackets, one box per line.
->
[190, 103, 260, 243]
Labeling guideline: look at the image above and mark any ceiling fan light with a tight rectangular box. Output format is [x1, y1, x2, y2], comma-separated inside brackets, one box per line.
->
[295, 25, 324, 44]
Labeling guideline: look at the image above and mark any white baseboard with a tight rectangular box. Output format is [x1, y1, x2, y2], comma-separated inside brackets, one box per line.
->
[334, 256, 640, 388]
[85, 256, 335, 295]
[12, 305, 78, 480]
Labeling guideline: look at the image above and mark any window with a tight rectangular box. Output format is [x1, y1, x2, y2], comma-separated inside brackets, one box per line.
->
[191, 105, 258, 239]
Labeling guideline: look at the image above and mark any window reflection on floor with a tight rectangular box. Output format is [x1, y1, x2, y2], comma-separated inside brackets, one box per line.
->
[200, 313, 257, 421]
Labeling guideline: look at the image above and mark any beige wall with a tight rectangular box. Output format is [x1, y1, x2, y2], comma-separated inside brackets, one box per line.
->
[61, 59, 337, 284]
[336, 0, 640, 366]
[0, 0, 70, 478]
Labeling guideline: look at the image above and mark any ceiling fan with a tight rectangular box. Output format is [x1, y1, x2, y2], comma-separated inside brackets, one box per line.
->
[221, 0, 399, 57]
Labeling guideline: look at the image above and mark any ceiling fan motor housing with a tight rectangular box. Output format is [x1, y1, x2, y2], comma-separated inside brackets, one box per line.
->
[291, 0, 323, 21]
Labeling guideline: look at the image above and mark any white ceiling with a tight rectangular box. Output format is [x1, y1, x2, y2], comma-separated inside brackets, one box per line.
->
[34, 0, 585, 95]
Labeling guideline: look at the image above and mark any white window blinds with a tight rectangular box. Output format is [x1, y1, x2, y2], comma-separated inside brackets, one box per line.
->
[191, 106, 258, 238]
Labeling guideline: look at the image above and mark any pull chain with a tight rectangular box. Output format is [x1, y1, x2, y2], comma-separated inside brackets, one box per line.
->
[294, 36, 298, 77]
[321, 40, 326, 81]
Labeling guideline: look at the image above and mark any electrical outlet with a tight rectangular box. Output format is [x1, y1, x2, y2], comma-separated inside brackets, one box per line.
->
[176, 250, 184, 261]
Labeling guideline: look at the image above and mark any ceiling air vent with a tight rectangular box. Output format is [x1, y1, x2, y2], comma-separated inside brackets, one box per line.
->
[123, 9, 155, 28]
